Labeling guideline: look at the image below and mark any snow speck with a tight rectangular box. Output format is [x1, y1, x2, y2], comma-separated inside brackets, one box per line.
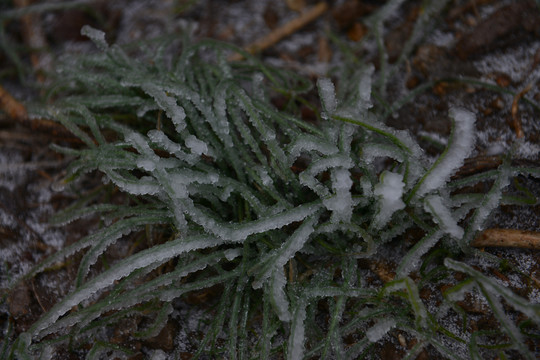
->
[81, 25, 109, 51]
[150, 349, 168, 360]
[270, 267, 291, 322]
[424, 195, 464, 239]
[366, 318, 396, 342]
[416, 107, 476, 198]
[317, 78, 337, 115]
[185, 135, 208, 155]
[323, 167, 353, 223]
[373, 171, 406, 229]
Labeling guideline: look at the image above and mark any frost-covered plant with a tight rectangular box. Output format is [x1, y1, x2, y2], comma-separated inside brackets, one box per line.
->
[4, 18, 540, 360]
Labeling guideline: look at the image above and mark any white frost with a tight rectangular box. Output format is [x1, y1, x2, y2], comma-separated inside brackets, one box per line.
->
[323, 167, 353, 223]
[185, 135, 208, 155]
[373, 171, 406, 229]
[416, 107, 476, 198]
[270, 267, 291, 322]
[80, 25, 108, 51]
[287, 303, 307, 360]
[424, 195, 464, 239]
[317, 78, 337, 115]
[366, 318, 396, 342]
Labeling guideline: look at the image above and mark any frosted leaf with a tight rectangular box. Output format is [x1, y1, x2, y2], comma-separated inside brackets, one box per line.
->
[30, 235, 224, 338]
[299, 154, 353, 198]
[360, 177, 373, 197]
[185, 135, 208, 155]
[416, 107, 476, 198]
[339, 111, 426, 185]
[270, 267, 291, 322]
[141, 84, 186, 132]
[224, 248, 241, 261]
[288, 302, 307, 360]
[361, 142, 405, 165]
[317, 78, 337, 117]
[255, 166, 273, 186]
[445, 258, 540, 324]
[373, 171, 406, 229]
[136, 158, 156, 172]
[396, 230, 444, 278]
[366, 318, 396, 342]
[252, 215, 317, 288]
[287, 134, 338, 164]
[212, 85, 234, 147]
[147, 130, 195, 163]
[233, 88, 277, 142]
[357, 64, 374, 111]
[460, 162, 511, 249]
[252, 72, 266, 100]
[106, 171, 161, 196]
[424, 195, 463, 239]
[338, 123, 356, 155]
[219, 184, 234, 201]
[168, 170, 219, 188]
[80, 25, 109, 51]
[136, 102, 159, 118]
[323, 167, 353, 223]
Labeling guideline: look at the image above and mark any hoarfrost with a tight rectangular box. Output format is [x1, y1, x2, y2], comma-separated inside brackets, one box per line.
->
[416, 107, 476, 198]
[224, 248, 241, 261]
[397, 230, 444, 278]
[287, 135, 338, 164]
[106, 171, 161, 195]
[361, 142, 405, 165]
[288, 303, 307, 360]
[252, 215, 317, 288]
[323, 167, 353, 223]
[80, 25, 109, 51]
[357, 64, 374, 111]
[31, 235, 223, 339]
[270, 267, 291, 322]
[141, 83, 186, 132]
[317, 78, 337, 116]
[255, 166, 273, 186]
[136, 158, 157, 172]
[424, 195, 463, 239]
[366, 318, 396, 342]
[185, 135, 208, 155]
[373, 171, 406, 229]
[299, 154, 352, 198]
[150, 349, 168, 360]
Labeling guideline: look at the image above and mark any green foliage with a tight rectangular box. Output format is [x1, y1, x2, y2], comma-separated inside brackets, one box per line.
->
[3, 1, 540, 359]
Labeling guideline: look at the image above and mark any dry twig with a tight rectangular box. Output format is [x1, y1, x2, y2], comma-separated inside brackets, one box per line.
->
[0, 85, 83, 141]
[511, 83, 532, 139]
[0, 85, 29, 120]
[472, 228, 540, 250]
[13, 0, 52, 82]
[229, 2, 328, 61]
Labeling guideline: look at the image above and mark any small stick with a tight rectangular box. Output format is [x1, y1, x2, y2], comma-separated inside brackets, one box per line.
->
[31, 278, 48, 313]
[511, 83, 532, 139]
[0, 85, 82, 141]
[0, 84, 28, 120]
[14, 0, 51, 82]
[471, 228, 540, 250]
[229, 2, 328, 61]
